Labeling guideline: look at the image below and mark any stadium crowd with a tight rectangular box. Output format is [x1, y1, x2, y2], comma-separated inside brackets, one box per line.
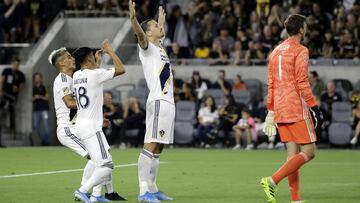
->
[1, 0, 360, 64]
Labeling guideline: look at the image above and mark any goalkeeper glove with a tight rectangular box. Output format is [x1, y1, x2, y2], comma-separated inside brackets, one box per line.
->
[262, 111, 277, 137]
[309, 105, 323, 131]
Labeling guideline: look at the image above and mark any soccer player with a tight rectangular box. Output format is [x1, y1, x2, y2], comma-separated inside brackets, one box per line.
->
[261, 14, 323, 203]
[49, 47, 125, 202]
[72, 39, 125, 203]
[129, 1, 175, 202]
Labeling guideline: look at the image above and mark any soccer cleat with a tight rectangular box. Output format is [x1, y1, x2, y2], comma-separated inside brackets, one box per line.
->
[90, 195, 111, 202]
[75, 193, 91, 201]
[105, 192, 127, 201]
[232, 144, 241, 150]
[350, 137, 358, 145]
[151, 191, 173, 201]
[261, 177, 277, 203]
[138, 192, 161, 203]
[74, 190, 91, 203]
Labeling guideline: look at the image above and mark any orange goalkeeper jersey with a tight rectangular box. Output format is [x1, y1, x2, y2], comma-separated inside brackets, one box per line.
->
[267, 38, 317, 123]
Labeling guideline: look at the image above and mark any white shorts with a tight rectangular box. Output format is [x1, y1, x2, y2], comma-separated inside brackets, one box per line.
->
[145, 100, 175, 144]
[75, 124, 113, 168]
[57, 125, 88, 157]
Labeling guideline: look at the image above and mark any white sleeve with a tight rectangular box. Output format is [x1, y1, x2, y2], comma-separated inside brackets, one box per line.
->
[138, 43, 153, 57]
[56, 78, 73, 99]
[96, 68, 115, 84]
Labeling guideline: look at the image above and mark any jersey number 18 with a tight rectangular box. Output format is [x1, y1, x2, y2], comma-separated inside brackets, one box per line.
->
[74, 87, 89, 109]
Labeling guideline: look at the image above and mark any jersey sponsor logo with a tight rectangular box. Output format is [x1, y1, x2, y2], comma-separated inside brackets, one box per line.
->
[159, 62, 171, 92]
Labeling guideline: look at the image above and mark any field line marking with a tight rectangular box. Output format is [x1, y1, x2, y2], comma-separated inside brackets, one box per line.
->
[0, 162, 168, 179]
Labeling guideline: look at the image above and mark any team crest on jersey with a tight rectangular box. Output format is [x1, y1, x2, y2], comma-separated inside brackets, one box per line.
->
[62, 87, 70, 95]
[159, 130, 165, 137]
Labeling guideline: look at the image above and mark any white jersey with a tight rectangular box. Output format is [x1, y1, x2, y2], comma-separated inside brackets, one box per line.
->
[53, 73, 73, 128]
[139, 42, 174, 105]
[72, 67, 115, 138]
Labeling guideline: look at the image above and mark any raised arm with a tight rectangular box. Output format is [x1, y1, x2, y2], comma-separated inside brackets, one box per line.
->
[129, 0, 148, 49]
[157, 6, 166, 37]
[101, 39, 125, 76]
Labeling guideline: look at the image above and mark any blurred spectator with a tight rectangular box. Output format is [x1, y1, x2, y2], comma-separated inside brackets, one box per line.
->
[1, 0, 24, 43]
[197, 96, 218, 147]
[0, 56, 25, 134]
[194, 41, 210, 59]
[231, 40, 246, 65]
[232, 74, 247, 90]
[232, 108, 256, 150]
[190, 71, 208, 100]
[103, 91, 123, 147]
[208, 39, 229, 65]
[84, 0, 101, 17]
[178, 82, 196, 102]
[309, 71, 325, 98]
[267, 4, 283, 28]
[350, 101, 360, 145]
[217, 95, 240, 145]
[321, 31, 336, 58]
[261, 25, 276, 55]
[245, 40, 266, 65]
[339, 30, 359, 59]
[350, 90, 360, 109]
[320, 80, 342, 121]
[212, 69, 231, 95]
[101, 0, 124, 17]
[168, 42, 187, 65]
[23, 0, 43, 42]
[213, 27, 234, 54]
[167, 5, 190, 51]
[345, 13, 359, 40]
[32, 72, 49, 146]
[119, 97, 145, 147]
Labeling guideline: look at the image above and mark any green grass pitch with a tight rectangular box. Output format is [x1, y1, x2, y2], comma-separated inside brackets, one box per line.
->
[0, 148, 359, 203]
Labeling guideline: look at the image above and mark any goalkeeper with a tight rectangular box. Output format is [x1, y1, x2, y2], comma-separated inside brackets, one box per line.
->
[260, 14, 323, 203]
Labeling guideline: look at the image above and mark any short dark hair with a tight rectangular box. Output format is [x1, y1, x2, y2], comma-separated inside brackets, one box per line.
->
[284, 14, 307, 36]
[219, 70, 226, 75]
[310, 71, 318, 78]
[72, 47, 92, 70]
[140, 19, 152, 33]
[33, 72, 42, 79]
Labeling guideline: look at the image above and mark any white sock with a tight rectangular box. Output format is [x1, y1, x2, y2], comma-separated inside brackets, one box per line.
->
[92, 184, 102, 197]
[104, 173, 114, 194]
[149, 154, 160, 193]
[269, 177, 277, 187]
[80, 166, 112, 193]
[138, 149, 153, 195]
[81, 160, 96, 186]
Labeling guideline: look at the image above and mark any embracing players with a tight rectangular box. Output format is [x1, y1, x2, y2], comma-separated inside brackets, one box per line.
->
[261, 14, 323, 203]
[49, 41, 126, 202]
[129, 1, 175, 202]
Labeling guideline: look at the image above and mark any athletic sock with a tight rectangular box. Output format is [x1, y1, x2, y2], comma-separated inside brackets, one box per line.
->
[149, 154, 160, 193]
[288, 170, 300, 201]
[138, 149, 153, 196]
[272, 152, 309, 184]
[104, 174, 114, 194]
[81, 160, 96, 186]
[92, 184, 102, 197]
[80, 166, 112, 193]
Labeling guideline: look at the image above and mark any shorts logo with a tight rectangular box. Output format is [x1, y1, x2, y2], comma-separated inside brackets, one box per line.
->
[159, 130, 165, 137]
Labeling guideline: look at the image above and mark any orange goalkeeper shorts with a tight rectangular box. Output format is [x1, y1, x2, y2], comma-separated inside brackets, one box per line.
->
[277, 118, 317, 144]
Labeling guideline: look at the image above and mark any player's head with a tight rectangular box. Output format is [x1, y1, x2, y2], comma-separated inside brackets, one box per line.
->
[284, 14, 307, 39]
[48, 47, 75, 71]
[72, 47, 96, 70]
[11, 56, 20, 70]
[140, 19, 164, 39]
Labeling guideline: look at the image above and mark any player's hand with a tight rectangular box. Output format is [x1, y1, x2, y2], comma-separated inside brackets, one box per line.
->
[128, 0, 136, 20]
[262, 111, 277, 137]
[309, 105, 323, 131]
[158, 6, 166, 26]
[103, 118, 111, 128]
[101, 39, 113, 54]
